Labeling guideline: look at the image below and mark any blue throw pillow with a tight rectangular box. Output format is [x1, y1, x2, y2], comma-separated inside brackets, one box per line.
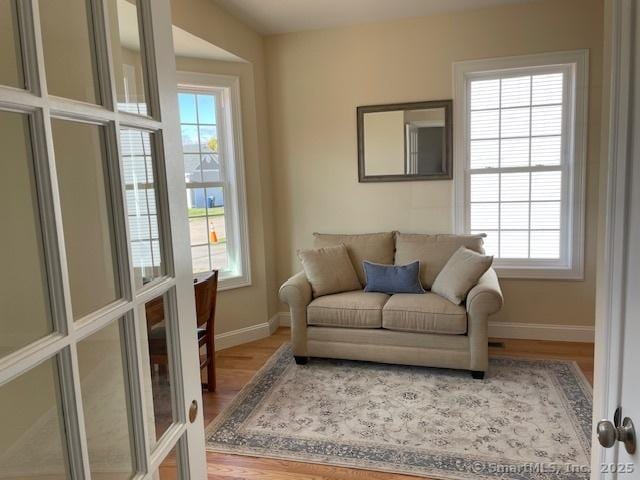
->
[363, 261, 425, 294]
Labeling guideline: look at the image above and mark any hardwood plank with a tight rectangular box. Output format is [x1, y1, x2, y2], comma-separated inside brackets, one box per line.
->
[198, 327, 594, 479]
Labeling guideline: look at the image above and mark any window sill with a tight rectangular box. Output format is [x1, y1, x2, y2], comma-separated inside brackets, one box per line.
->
[494, 265, 584, 281]
[193, 270, 251, 291]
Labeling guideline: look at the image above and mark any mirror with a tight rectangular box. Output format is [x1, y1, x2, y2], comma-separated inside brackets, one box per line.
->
[357, 100, 452, 182]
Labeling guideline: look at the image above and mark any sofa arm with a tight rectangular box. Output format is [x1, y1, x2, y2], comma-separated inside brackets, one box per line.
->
[466, 268, 503, 372]
[279, 272, 312, 356]
[279, 271, 312, 308]
[466, 268, 503, 317]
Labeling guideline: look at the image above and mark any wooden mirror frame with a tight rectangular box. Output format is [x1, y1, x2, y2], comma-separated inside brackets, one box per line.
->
[357, 99, 453, 182]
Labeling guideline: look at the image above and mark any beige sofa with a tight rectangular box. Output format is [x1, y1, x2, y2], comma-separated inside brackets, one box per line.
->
[279, 232, 503, 378]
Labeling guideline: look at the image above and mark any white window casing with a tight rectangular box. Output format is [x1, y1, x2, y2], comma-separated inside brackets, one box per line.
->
[453, 50, 588, 280]
[177, 72, 251, 290]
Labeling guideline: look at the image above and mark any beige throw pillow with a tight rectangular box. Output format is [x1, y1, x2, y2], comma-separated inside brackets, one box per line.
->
[298, 244, 361, 297]
[431, 247, 493, 305]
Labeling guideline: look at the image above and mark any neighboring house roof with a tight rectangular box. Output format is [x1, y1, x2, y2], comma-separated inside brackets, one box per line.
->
[183, 147, 221, 182]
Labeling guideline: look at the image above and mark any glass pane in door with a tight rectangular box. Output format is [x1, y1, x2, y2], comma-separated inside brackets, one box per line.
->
[51, 119, 121, 319]
[106, 0, 149, 115]
[139, 292, 176, 448]
[0, 110, 53, 359]
[0, 357, 69, 479]
[77, 319, 136, 479]
[0, 0, 24, 88]
[154, 442, 181, 480]
[121, 128, 164, 288]
[38, 0, 100, 103]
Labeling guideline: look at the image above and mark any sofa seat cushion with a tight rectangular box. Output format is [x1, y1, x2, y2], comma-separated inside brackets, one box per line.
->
[307, 290, 389, 328]
[382, 293, 467, 334]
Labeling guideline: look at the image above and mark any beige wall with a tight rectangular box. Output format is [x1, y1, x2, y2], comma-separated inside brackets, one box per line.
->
[266, 0, 604, 327]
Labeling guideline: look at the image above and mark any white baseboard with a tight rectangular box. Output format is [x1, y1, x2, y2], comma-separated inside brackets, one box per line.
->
[215, 314, 281, 351]
[275, 311, 593, 342]
[488, 322, 594, 342]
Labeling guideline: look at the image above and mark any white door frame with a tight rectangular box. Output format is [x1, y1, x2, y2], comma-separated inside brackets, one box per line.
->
[592, 0, 635, 477]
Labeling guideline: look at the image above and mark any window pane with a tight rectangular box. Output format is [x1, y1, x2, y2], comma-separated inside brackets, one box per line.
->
[532, 73, 563, 105]
[139, 293, 176, 448]
[531, 171, 561, 201]
[470, 110, 499, 139]
[531, 230, 560, 258]
[470, 203, 498, 230]
[106, 0, 149, 115]
[470, 173, 499, 202]
[178, 93, 197, 123]
[500, 107, 529, 138]
[500, 172, 529, 202]
[470, 140, 498, 169]
[39, 0, 100, 104]
[188, 216, 208, 246]
[532, 105, 562, 136]
[199, 125, 218, 153]
[197, 94, 216, 124]
[52, 119, 120, 319]
[0, 0, 24, 88]
[501, 76, 530, 108]
[500, 137, 529, 167]
[121, 128, 164, 289]
[0, 111, 54, 358]
[181, 125, 199, 153]
[531, 136, 561, 166]
[501, 202, 529, 229]
[201, 153, 221, 182]
[77, 319, 135, 479]
[184, 154, 202, 183]
[531, 201, 561, 229]
[470, 79, 499, 110]
[191, 244, 211, 273]
[211, 242, 229, 271]
[0, 358, 69, 479]
[500, 231, 528, 258]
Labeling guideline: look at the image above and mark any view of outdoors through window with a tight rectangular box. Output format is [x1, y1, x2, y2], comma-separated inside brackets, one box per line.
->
[178, 91, 229, 274]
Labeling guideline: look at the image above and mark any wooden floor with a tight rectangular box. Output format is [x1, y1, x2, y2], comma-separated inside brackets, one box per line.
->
[203, 327, 594, 480]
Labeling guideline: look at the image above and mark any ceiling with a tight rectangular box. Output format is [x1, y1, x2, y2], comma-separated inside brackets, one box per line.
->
[212, 0, 539, 35]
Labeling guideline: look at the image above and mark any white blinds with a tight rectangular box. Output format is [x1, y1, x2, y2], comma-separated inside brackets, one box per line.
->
[468, 72, 564, 259]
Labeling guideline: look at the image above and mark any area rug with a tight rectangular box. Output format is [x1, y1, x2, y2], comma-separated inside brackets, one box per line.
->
[206, 344, 592, 480]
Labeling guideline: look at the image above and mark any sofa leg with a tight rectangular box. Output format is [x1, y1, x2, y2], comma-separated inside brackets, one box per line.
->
[294, 356, 309, 365]
[471, 370, 485, 380]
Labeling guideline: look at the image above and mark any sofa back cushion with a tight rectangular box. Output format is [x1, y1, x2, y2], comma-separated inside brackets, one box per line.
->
[298, 244, 361, 297]
[394, 233, 485, 289]
[313, 232, 395, 285]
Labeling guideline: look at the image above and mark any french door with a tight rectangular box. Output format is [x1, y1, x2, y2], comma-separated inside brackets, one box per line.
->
[0, 0, 206, 478]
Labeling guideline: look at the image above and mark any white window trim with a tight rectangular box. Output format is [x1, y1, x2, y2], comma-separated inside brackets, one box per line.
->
[177, 72, 251, 291]
[453, 50, 588, 280]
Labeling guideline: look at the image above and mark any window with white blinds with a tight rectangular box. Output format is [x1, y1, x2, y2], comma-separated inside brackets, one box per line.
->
[454, 52, 587, 279]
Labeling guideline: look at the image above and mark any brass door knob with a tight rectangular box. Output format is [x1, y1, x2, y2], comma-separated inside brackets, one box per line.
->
[189, 400, 198, 423]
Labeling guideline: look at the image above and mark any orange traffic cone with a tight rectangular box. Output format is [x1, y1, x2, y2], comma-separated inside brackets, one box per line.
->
[209, 222, 219, 243]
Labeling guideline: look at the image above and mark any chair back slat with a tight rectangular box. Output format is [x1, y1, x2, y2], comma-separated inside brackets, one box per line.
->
[194, 270, 218, 329]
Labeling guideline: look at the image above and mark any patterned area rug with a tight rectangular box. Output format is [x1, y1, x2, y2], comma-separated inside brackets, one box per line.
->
[206, 345, 592, 480]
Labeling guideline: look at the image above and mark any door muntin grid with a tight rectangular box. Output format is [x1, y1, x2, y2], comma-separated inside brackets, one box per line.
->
[0, 0, 201, 478]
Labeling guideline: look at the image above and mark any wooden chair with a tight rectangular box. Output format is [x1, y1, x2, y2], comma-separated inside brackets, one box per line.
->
[146, 270, 219, 391]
